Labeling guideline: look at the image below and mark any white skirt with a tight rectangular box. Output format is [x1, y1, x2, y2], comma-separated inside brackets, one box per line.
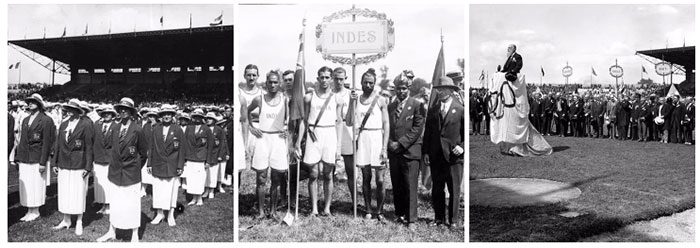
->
[18, 162, 46, 207]
[205, 162, 220, 188]
[110, 183, 142, 229]
[185, 161, 206, 195]
[152, 177, 179, 210]
[217, 161, 226, 182]
[93, 163, 110, 204]
[141, 159, 154, 185]
[57, 169, 88, 214]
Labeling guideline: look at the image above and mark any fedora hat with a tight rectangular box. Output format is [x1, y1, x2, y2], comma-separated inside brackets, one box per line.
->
[433, 76, 460, 91]
[62, 99, 84, 115]
[25, 93, 45, 109]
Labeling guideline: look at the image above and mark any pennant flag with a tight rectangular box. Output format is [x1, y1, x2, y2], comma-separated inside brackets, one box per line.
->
[160, 16, 164, 26]
[591, 67, 597, 76]
[84, 24, 88, 35]
[427, 40, 446, 109]
[642, 66, 647, 74]
[289, 18, 306, 122]
[478, 69, 485, 81]
[61, 27, 66, 37]
[15, 62, 21, 68]
[541, 66, 545, 77]
[210, 12, 223, 26]
[8, 64, 13, 69]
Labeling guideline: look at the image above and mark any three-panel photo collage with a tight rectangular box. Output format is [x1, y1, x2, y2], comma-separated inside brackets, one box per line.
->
[2, 0, 696, 246]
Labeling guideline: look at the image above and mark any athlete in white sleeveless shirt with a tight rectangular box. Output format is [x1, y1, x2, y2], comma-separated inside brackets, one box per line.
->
[347, 68, 390, 221]
[248, 71, 289, 219]
[239, 65, 262, 171]
[296, 66, 343, 217]
[331, 67, 357, 207]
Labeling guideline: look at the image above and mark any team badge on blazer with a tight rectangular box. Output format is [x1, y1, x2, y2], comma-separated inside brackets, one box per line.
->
[214, 138, 220, 146]
[128, 146, 136, 155]
[75, 139, 83, 149]
[200, 137, 207, 145]
[32, 132, 41, 142]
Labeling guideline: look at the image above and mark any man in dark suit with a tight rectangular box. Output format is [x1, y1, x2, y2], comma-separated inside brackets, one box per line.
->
[591, 95, 606, 138]
[501, 44, 523, 82]
[529, 92, 542, 133]
[481, 93, 490, 135]
[423, 77, 464, 228]
[616, 96, 631, 140]
[553, 93, 568, 136]
[541, 93, 554, 135]
[15, 93, 56, 222]
[97, 97, 148, 242]
[670, 95, 685, 143]
[683, 97, 694, 145]
[388, 77, 425, 229]
[469, 90, 482, 135]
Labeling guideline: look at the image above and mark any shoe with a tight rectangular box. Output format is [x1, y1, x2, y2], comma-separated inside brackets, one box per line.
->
[395, 216, 406, 224]
[96, 232, 115, 242]
[364, 213, 372, 219]
[187, 201, 196, 206]
[218, 187, 226, 193]
[150, 214, 164, 224]
[24, 213, 39, 222]
[52, 221, 71, 229]
[377, 214, 386, 223]
[75, 222, 83, 236]
[208, 192, 214, 199]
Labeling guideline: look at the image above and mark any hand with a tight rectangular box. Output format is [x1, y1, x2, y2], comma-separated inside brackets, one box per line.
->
[380, 149, 387, 163]
[335, 153, 342, 164]
[452, 145, 464, 156]
[423, 155, 430, 166]
[82, 170, 90, 178]
[39, 164, 46, 174]
[225, 155, 230, 160]
[388, 141, 400, 152]
[52, 166, 59, 175]
[249, 126, 262, 139]
[279, 131, 288, 139]
[176, 169, 183, 176]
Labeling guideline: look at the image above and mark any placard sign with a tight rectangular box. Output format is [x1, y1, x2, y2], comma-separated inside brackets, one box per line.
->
[655, 62, 672, 76]
[562, 66, 573, 78]
[318, 21, 389, 54]
[609, 65, 623, 78]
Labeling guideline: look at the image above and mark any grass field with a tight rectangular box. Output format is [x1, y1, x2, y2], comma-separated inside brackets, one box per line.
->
[238, 168, 465, 242]
[7, 166, 233, 242]
[469, 134, 695, 242]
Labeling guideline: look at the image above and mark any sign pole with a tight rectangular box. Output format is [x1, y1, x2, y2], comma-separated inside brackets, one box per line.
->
[615, 59, 619, 99]
[350, 4, 358, 219]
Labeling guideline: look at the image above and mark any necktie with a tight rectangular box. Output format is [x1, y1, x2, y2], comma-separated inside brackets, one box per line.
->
[120, 128, 126, 140]
[441, 103, 448, 119]
[395, 101, 403, 119]
[102, 124, 108, 136]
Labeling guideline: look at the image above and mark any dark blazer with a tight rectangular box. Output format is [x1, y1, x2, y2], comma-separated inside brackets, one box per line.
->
[568, 100, 582, 120]
[530, 98, 541, 116]
[93, 120, 117, 164]
[183, 124, 215, 163]
[661, 103, 674, 130]
[501, 52, 523, 74]
[388, 97, 425, 160]
[554, 99, 568, 118]
[422, 97, 464, 165]
[148, 123, 185, 178]
[15, 111, 56, 165]
[53, 118, 94, 170]
[108, 121, 149, 186]
[207, 125, 228, 165]
[542, 97, 553, 115]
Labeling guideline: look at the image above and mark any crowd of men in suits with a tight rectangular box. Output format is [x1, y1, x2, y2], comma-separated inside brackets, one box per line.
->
[239, 64, 465, 229]
[8, 94, 233, 242]
[470, 86, 694, 145]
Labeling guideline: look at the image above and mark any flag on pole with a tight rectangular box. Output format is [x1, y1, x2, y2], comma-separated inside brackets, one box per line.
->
[427, 39, 445, 109]
[84, 24, 88, 35]
[210, 12, 223, 26]
[289, 18, 307, 122]
[642, 66, 647, 74]
[8, 64, 13, 69]
[541, 66, 545, 77]
[160, 16, 164, 27]
[189, 13, 192, 28]
[478, 70, 485, 81]
[61, 27, 66, 37]
[591, 67, 597, 76]
[16, 62, 21, 68]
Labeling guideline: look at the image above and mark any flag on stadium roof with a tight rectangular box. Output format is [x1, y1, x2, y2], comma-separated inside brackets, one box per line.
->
[210, 12, 223, 26]
[540, 66, 545, 77]
[61, 27, 66, 37]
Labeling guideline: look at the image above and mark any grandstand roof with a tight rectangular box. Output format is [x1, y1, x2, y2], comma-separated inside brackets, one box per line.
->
[636, 46, 694, 69]
[8, 25, 233, 69]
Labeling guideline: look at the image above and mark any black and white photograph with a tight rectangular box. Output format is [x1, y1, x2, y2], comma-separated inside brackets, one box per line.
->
[468, 4, 695, 242]
[237, 3, 465, 242]
[7, 4, 234, 242]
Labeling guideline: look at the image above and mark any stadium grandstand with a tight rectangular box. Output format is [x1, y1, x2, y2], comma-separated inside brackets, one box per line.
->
[636, 46, 695, 96]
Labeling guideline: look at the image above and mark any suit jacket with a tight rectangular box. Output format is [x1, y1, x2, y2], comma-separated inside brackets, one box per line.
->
[501, 52, 523, 74]
[542, 97, 553, 115]
[616, 100, 631, 126]
[15, 111, 56, 165]
[148, 123, 185, 178]
[422, 98, 464, 165]
[530, 98, 541, 116]
[183, 124, 215, 163]
[554, 99, 568, 119]
[108, 121, 149, 186]
[53, 117, 94, 170]
[568, 100, 582, 120]
[93, 120, 117, 164]
[207, 125, 228, 165]
[388, 97, 425, 160]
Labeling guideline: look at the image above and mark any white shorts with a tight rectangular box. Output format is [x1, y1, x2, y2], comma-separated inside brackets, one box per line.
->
[152, 177, 179, 210]
[57, 169, 88, 215]
[303, 126, 337, 164]
[110, 183, 141, 229]
[356, 129, 384, 167]
[340, 124, 353, 155]
[205, 163, 220, 188]
[141, 159, 154, 185]
[18, 162, 46, 208]
[252, 132, 288, 171]
[93, 162, 110, 204]
[184, 161, 206, 195]
[245, 122, 259, 170]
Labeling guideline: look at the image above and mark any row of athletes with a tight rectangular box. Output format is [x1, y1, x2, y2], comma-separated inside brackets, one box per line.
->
[12, 94, 230, 242]
[239, 65, 464, 228]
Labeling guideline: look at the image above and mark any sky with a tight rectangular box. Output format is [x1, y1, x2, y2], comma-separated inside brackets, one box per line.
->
[469, 4, 695, 88]
[238, 4, 465, 87]
[7, 4, 233, 85]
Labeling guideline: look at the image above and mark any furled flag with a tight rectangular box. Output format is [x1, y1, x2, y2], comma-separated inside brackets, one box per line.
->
[61, 27, 66, 37]
[160, 16, 164, 27]
[210, 12, 223, 26]
[84, 24, 88, 35]
[427, 37, 445, 110]
[591, 67, 597, 76]
[478, 70, 485, 81]
[541, 66, 545, 77]
[289, 18, 306, 122]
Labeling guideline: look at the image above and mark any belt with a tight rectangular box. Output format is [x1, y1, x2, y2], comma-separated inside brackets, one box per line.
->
[309, 124, 335, 128]
[360, 128, 382, 131]
[260, 130, 285, 134]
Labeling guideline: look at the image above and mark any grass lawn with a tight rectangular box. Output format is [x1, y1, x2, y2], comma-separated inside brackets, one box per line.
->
[7, 166, 233, 242]
[238, 167, 465, 242]
[469, 134, 694, 242]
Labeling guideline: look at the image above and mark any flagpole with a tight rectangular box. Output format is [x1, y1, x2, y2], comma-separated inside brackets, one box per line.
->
[18, 63, 22, 84]
[350, 4, 358, 219]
